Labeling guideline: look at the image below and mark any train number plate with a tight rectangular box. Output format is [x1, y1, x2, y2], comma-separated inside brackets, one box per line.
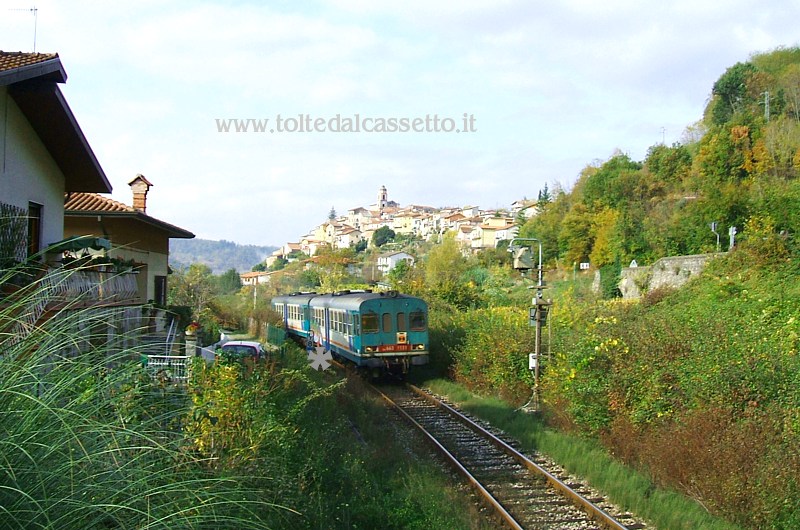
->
[377, 344, 411, 352]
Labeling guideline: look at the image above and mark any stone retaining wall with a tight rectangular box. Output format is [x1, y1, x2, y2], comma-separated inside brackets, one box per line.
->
[619, 253, 720, 299]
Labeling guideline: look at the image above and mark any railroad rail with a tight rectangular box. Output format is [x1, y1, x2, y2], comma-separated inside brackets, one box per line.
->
[372, 381, 645, 530]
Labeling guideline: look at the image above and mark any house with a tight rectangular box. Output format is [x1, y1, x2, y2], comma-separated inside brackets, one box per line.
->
[240, 270, 274, 286]
[63, 175, 195, 305]
[443, 212, 467, 231]
[300, 235, 326, 256]
[455, 224, 475, 249]
[0, 52, 170, 351]
[377, 251, 414, 275]
[511, 199, 538, 220]
[335, 226, 363, 249]
[392, 210, 420, 235]
[346, 207, 371, 231]
[461, 206, 480, 218]
[320, 220, 344, 245]
[0, 52, 111, 262]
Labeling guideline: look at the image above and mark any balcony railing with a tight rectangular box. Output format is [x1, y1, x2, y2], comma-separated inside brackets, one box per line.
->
[1, 266, 141, 348]
[46, 267, 140, 308]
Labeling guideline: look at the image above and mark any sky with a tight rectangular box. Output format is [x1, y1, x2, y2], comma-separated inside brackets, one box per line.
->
[2, 1, 799, 247]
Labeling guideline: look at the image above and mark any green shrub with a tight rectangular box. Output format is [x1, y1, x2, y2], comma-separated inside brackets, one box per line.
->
[539, 250, 800, 527]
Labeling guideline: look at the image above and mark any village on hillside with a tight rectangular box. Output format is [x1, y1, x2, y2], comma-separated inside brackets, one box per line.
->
[241, 185, 539, 286]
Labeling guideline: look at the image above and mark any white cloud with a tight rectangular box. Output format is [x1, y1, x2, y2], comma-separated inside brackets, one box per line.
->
[3, 0, 800, 245]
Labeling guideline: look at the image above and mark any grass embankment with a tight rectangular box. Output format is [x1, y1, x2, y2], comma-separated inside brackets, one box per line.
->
[423, 237, 800, 529]
[414, 376, 740, 530]
[188, 343, 494, 529]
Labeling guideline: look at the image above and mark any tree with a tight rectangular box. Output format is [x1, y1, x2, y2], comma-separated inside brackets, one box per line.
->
[558, 202, 595, 266]
[708, 61, 758, 125]
[314, 247, 355, 291]
[645, 143, 692, 186]
[778, 63, 800, 121]
[387, 259, 411, 290]
[328, 206, 337, 221]
[251, 262, 267, 272]
[424, 232, 465, 289]
[298, 268, 321, 289]
[168, 263, 216, 316]
[269, 257, 288, 271]
[475, 244, 511, 268]
[537, 183, 551, 206]
[423, 232, 480, 307]
[588, 207, 620, 268]
[216, 268, 243, 295]
[372, 226, 396, 247]
[581, 153, 643, 210]
[695, 124, 750, 187]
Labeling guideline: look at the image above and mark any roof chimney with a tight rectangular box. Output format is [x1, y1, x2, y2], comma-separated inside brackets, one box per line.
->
[128, 174, 153, 212]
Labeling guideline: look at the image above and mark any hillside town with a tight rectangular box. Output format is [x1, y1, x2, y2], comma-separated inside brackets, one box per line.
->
[265, 185, 537, 267]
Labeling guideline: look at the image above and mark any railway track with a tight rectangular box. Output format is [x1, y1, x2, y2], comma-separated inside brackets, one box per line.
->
[372, 381, 646, 530]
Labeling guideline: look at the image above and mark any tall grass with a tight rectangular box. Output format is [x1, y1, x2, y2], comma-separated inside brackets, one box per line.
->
[0, 258, 525, 529]
[0, 263, 280, 529]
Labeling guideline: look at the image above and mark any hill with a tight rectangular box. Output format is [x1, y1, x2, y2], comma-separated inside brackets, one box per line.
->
[520, 46, 800, 272]
[169, 238, 277, 274]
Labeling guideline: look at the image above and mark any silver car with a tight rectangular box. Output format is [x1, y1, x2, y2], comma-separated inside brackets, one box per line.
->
[217, 340, 267, 361]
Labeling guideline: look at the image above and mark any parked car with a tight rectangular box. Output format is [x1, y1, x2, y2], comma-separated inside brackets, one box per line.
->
[216, 340, 267, 362]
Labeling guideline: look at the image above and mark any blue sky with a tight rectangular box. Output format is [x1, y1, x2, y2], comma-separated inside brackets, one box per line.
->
[2, 1, 798, 246]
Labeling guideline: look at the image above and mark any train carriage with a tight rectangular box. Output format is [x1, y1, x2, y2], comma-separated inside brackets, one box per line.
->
[273, 290, 429, 375]
[272, 292, 317, 340]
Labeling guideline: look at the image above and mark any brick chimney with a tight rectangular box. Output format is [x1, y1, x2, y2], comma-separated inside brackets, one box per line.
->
[128, 174, 153, 212]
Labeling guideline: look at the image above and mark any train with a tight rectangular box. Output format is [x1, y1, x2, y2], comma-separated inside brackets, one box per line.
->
[272, 290, 429, 376]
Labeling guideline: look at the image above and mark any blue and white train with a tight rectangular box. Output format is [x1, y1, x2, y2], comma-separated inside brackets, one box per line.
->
[272, 290, 429, 375]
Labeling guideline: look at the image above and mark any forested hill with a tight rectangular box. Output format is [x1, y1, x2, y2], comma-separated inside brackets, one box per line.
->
[170, 238, 276, 273]
[520, 46, 800, 273]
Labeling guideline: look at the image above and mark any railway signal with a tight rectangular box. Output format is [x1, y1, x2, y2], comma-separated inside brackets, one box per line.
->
[710, 221, 720, 251]
[509, 237, 552, 412]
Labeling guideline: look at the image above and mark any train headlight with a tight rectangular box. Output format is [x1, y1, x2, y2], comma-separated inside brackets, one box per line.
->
[413, 344, 426, 350]
[365, 346, 376, 353]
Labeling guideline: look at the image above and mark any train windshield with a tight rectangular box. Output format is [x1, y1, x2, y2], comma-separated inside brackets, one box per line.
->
[410, 311, 426, 331]
[397, 312, 407, 332]
[362, 313, 379, 333]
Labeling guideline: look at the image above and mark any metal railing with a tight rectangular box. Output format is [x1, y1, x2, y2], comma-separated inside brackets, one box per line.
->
[144, 354, 191, 385]
[265, 323, 287, 354]
[50, 268, 140, 305]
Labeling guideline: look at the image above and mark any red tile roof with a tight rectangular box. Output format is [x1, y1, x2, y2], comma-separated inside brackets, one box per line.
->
[64, 192, 195, 239]
[0, 51, 58, 71]
[65, 192, 132, 212]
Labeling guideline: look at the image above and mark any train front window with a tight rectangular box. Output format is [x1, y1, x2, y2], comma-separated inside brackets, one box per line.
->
[362, 313, 379, 333]
[410, 311, 426, 331]
[397, 312, 407, 332]
[382, 313, 392, 332]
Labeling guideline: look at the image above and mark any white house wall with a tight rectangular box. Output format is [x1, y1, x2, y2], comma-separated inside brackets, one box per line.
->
[138, 249, 168, 302]
[0, 87, 66, 252]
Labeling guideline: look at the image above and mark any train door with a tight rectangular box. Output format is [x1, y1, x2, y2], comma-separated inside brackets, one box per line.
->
[396, 311, 408, 349]
[302, 304, 311, 335]
[323, 306, 331, 351]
